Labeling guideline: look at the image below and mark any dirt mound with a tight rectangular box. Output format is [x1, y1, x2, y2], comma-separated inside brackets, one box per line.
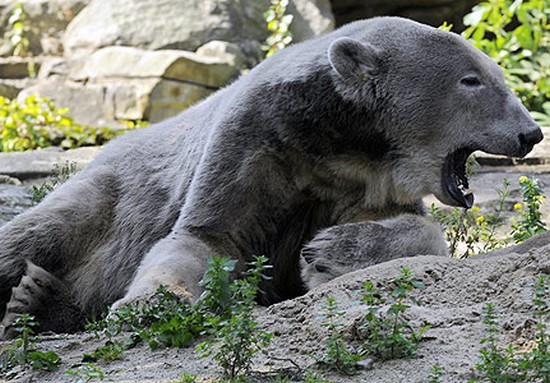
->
[1, 249, 548, 383]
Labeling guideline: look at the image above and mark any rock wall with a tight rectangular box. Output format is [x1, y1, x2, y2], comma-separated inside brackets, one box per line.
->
[0, 0, 481, 128]
[0, 0, 335, 127]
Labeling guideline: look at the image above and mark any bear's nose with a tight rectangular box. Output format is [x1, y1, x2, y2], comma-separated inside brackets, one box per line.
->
[520, 127, 544, 147]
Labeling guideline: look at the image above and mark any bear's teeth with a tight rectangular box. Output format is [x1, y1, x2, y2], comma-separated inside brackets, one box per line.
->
[457, 183, 474, 196]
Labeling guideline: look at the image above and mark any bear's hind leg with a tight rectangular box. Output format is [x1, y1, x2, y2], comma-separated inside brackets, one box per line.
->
[0, 170, 116, 320]
[1, 261, 81, 339]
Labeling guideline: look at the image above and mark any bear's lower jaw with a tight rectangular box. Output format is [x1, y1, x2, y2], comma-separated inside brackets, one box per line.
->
[441, 147, 475, 208]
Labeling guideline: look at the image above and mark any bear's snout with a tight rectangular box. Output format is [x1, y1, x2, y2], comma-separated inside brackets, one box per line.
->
[520, 127, 544, 147]
[517, 125, 544, 157]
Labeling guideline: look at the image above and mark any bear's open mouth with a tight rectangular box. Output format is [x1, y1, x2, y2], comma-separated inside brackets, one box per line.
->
[442, 148, 475, 208]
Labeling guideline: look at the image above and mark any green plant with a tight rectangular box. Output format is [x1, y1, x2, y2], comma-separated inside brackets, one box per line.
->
[525, 274, 549, 382]
[427, 364, 445, 383]
[5, 3, 36, 77]
[470, 276, 549, 383]
[7, 3, 30, 57]
[0, 95, 134, 152]
[360, 268, 428, 360]
[82, 340, 125, 362]
[173, 372, 198, 383]
[430, 179, 510, 258]
[315, 296, 360, 375]
[31, 161, 78, 204]
[432, 175, 548, 257]
[0, 314, 61, 373]
[65, 363, 105, 383]
[197, 256, 273, 381]
[118, 119, 149, 129]
[197, 256, 236, 316]
[473, 303, 521, 382]
[87, 285, 204, 351]
[86, 256, 274, 380]
[461, 0, 550, 124]
[263, 0, 294, 57]
[511, 176, 547, 243]
[303, 371, 333, 383]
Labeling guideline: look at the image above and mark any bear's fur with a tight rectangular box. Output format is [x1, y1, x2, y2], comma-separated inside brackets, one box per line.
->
[0, 17, 542, 335]
[300, 214, 449, 290]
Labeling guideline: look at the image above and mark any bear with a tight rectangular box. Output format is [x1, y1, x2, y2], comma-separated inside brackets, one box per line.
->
[0, 16, 543, 336]
[300, 214, 449, 290]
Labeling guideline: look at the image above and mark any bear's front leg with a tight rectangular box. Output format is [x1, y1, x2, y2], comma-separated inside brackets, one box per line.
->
[300, 214, 448, 290]
[111, 232, 217, 310]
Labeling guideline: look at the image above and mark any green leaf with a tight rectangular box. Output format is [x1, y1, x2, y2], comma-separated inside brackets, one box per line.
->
[514, 24, 534, 50]
[464, 4, 490, 26]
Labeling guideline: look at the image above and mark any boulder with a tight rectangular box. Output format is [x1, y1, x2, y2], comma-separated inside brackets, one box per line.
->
[20, 46, 239, 125]
[63, 0, 334, 61]
[0, 176, 32, 227]
[195, 41, 247, 70]
[20, 76, 109, 126]
[288, 0, 334, 41]
[71, 46, 239, 88]
[0, 78, 36, 99]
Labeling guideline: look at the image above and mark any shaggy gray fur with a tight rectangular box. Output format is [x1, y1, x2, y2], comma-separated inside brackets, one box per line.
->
[0, 17, 542, 334]
[300, 214, 448, 290]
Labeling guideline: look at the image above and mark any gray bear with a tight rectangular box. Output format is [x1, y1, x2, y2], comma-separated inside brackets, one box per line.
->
[301, 214, 449, 290]
[0, 17, 542, 336]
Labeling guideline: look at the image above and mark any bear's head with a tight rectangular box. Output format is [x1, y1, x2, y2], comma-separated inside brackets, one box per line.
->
[328, 17, 543, 208]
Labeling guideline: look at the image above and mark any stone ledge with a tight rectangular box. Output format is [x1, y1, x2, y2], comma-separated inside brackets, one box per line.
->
[0, 57, 41, 79]
[0, 146, 101, 180]
[70, 47, 240, 88]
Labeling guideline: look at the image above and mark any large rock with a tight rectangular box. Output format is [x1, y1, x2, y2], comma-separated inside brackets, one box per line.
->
[20, 76, 110, 126]
[0, 176, 32, 227]
[0, 146, 100, 180]
[71, 46, 239, 88]
[21, 46, 241, 125]
[63, 0, 334, 61]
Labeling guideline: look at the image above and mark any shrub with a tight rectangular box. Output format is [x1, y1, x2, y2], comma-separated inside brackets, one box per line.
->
[461, 0, 550, 124]
[0, 95, 135, 152]
[511, 176, 547, 243]
[431, 176, 547, 257]
[315, 296, 361, 375]
[0, 314, 61, 373]
[65, 363, 105, 383]
[197, 256, 273, 380]
[31, 161, 78, 204]
[87, 256, 274, 381]
[360, 268, 428, 360]
[469, 275, 549, 382]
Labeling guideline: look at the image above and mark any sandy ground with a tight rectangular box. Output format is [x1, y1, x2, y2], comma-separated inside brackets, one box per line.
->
[1, 248, 548, 383]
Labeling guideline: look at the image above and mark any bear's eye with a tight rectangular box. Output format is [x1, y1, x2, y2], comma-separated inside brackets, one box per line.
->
[460, 76, 482, 87]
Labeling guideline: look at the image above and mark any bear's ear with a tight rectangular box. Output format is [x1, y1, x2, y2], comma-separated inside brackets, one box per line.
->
[328, 37, 380, 82]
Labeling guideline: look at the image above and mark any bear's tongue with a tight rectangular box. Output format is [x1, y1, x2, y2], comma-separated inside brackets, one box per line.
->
[443, 148, 474, 208]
